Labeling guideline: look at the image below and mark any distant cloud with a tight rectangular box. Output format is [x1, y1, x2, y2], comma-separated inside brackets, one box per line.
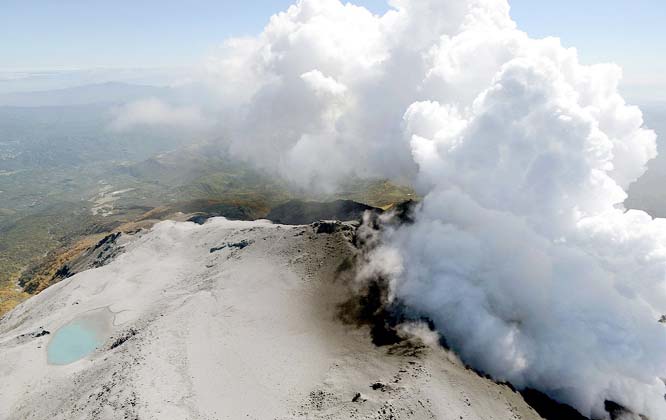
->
[109, 98, 209, 132]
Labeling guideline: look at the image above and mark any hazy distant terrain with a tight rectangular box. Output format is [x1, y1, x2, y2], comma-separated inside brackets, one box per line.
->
[0, 85, 414, 314]
[0, 82, 170, 107]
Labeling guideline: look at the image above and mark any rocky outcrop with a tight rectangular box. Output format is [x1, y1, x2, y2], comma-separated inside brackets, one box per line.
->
[18, 232, 131, 294]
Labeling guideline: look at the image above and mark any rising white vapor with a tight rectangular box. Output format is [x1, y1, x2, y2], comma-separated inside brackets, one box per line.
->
[208, 0, 664, 417]
[110, 98, 209, 132]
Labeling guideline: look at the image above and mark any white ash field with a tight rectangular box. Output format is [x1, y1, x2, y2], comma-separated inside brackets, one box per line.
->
[0, 218, 542, 420]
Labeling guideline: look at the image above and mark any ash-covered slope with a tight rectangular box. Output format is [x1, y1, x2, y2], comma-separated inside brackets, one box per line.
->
[0, 218, 542, 420]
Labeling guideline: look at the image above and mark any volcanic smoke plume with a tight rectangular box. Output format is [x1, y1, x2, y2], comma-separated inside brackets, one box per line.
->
[209, 0, 666, 418]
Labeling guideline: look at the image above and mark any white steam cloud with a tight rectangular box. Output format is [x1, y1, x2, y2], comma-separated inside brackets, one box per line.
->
[208, 0, 665, 418]
[110, 98, 209, 132]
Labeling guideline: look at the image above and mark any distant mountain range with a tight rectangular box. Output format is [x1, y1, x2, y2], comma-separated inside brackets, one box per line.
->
[0, 82, 171, 107]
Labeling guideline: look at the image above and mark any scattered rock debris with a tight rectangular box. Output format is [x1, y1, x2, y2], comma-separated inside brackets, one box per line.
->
[33, 329, 50, 338]
[312, 220, 355, 235]
[14, 328, 51, 344]
[352, 392, 364, 402]
[209, 239, 254, 253]
[305, 389, 335, 411]
[109, 328, 138, 350]
[187, 215, 209, 225]
[371, 383, 386, 391]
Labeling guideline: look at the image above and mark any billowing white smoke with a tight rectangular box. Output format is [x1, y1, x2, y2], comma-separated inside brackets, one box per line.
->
[209, 0, 666, 417]
[110, 98, 210, 132]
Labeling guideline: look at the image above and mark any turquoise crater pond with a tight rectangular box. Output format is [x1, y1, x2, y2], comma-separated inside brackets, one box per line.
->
[47, 309, 112, 365]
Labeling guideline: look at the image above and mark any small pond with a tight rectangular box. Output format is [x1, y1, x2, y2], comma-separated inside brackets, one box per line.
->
[47, 309, 112, 365]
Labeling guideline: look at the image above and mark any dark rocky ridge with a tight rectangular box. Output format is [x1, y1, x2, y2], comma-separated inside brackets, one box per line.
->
[266, 199, 379, 225]
[19, 232, 128, 294]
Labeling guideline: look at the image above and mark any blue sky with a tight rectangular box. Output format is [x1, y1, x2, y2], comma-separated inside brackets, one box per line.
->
[510, 0, 666, 102]
[1, 0, 664, 101]
[0, 0, 385, 69]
